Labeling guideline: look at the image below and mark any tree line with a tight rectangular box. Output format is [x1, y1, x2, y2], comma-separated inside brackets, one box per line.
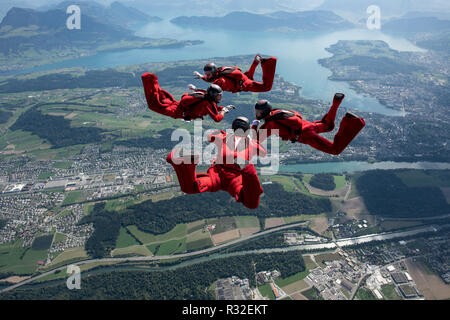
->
[0, 251, 305, 300]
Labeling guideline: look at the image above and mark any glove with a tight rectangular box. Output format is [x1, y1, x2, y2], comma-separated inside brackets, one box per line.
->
[222, 105, 236, 113]
[252, 119, 260, 127]
[255, 54, 262, 62]
[193, 71, 202, 79]
[188, 84, 197, 91]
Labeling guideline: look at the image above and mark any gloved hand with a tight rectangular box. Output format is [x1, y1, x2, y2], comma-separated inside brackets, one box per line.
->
[193, 71, 202, 79]
[251, 119, 260, 127]
[188, 84, 197, 91]
[255, 54, 262, 62]
[222, 105, 236, 113]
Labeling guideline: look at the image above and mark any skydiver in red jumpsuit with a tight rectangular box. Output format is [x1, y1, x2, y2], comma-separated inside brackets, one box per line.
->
[141, 73, 235, 122]
[166, 117, 266, 209]
[192, 54, 277, 93]
[251, 93, 365, 155]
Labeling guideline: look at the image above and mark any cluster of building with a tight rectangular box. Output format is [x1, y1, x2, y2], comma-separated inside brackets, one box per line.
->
[0, 144, 177, 252]
[365, 263, 422, 300]
[284, 232, 328, 245]
[0, 192, 65, 246]
[305, 252, 369, 300]
[47, 204, 94, 254]
[215, 276, 252, 300]
[332, 219, 370, 238]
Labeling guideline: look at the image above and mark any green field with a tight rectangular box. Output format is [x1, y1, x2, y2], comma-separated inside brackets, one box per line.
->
[258, 283, 276, 300]
[61, 190, 82, 206]
[115, 227, 139, 249]
[355, 288, 377, 300]
[275, 270, 309, 288]
[333, 175, 346, 190]
[147, 238, 187, 256]
[235, 216, 260, 229]
[38, 171, 54, 180]
[44, 246, 88, 269]
[53, 232, 66, 244]
[208, 217, 237, 235]
[111, 245, 152, 257]
[0, 241, 47, 275]
[283, 213, 326, 224]
[186, 220, 206, 233]
[52, 161, 73, 169]
[381, 284, 402, 300]
[128, 224, 187, 244]
[186, 238, 214, 251]
[315, 252, 342, 268]
[269, 175, 297, 192]
[301, 286, 322, 300]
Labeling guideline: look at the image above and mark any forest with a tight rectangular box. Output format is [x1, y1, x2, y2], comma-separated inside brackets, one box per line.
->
[121, 182, 331, 234]
[78, 182, 330, 258]
[0, 251, 305, 300]
[10, 107, 105, 148]
[309, 173, 336, 190]
[356, 170, 450, 218]
[79, 203, 121, 258]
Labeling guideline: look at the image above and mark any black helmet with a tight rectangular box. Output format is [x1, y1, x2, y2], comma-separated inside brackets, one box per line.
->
[204, 62, 217, 73]
[254, 99, 272, 120]
[232, 116, 250, 133]
[207, 84, 223, 99]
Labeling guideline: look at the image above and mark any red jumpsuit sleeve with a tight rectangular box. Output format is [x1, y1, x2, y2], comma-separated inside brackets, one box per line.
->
[207, 130, 225, 143]
[254, 121, 277, 143]
[204, 101, 224, 123]
[201, 75, 213, 83]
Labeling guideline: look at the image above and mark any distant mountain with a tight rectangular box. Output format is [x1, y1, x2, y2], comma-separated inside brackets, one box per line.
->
[383, 16, 450, 33]
[0, 7, 134, 48]
[0, 7, 200, 72]
[39, 1, 162, 27]
[121, 0, 325, 18]
[318, 0, 450, 17]
[402, 11, 450, 20]
[171, 10, 354, 32]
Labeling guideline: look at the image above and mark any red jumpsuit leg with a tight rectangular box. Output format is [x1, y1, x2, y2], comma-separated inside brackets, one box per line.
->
[166, 151, 220, 194]
[141, 73, 181, 118]
[242, 57, 277, 92]
[232, 164, 263, 209]
[313, 95, 344, 133]
[300, 115, 365, 155]
[243, 55, 261, 80]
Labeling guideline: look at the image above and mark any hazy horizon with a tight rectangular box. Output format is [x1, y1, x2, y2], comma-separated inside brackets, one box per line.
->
[1, 0, 450, 21]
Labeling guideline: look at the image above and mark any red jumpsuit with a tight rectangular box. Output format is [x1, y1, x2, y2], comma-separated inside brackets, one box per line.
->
[202, 56, 277, 93]
[142, 73, 225, 122]
[166, 131, 266, 209]
[252, 101, 365, 155]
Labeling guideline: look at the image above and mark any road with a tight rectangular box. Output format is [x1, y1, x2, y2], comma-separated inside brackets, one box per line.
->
[1, 222, 446, 294]
[0, 221, 309, 294]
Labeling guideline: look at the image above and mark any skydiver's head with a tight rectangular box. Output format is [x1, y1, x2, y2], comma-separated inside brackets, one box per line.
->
[232, 116, 250, 137]
[204, 62, 217, 80]
[207, 84, 223, 103]
[254, 99, 273, 120]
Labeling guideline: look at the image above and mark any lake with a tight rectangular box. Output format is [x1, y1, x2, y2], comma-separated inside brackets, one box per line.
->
[279, 161, 450, 174]
[5, 20, 426, 116]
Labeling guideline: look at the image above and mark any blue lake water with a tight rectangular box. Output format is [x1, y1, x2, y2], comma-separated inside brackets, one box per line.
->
[4, 20, 427, 116]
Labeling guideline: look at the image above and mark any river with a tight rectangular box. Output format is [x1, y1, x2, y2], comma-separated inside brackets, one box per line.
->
[4, 20, 427, 116]
[279, 161, 450, 174]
